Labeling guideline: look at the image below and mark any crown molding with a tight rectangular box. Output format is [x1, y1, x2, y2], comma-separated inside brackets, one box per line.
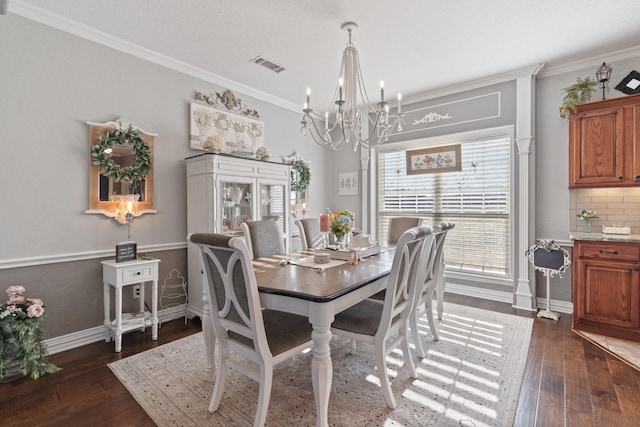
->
[539, 45, 640, 78]
[9, 1, 301, 113]
[402, 63, 546, 106]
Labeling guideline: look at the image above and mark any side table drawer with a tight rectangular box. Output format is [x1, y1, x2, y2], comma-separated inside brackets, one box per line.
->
[121, 265, 154, 284]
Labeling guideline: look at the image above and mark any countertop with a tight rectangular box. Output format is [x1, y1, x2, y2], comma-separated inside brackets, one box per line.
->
[570, 231, 640, 243]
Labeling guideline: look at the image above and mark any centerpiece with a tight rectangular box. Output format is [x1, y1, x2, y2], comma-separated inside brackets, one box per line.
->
[329, 210, 354, 248]
[0, 286, 60, 381]
[576, 209, 598, 233]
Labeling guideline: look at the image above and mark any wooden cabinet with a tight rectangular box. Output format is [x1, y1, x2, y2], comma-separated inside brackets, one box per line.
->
[569, 93, 640, 188]
[185, 153, 291, 318]
[573, 240, 640, 342]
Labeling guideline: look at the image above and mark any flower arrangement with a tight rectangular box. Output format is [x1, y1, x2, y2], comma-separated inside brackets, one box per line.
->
[202, 135, 226, 152]
[255, 145, 271, 160]
[0, 286, 60, 380]
[330, 210, 354, 237]
[576, 209, 598, 221]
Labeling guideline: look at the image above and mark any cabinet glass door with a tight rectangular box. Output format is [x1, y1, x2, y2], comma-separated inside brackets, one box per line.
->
[259, 182, 287, 237]
[220, 178, 254, 235]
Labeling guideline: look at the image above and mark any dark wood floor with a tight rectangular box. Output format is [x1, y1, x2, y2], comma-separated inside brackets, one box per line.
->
[2, 294, 639, 426]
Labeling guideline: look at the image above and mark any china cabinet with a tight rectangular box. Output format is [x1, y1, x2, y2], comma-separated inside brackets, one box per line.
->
[569, 93, 640, 188]
[572, 239, 640, 342]
[185, 153, 290, 317]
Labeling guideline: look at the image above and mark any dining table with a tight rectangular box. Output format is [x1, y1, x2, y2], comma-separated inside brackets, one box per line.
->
[200, 247, 396, 427]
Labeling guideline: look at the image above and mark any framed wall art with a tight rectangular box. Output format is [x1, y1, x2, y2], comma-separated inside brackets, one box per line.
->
[615, 70, 640, 95]
[189, 102, 264, 154]
[338, 171, 359, 196]
[406, 144, 461, 175]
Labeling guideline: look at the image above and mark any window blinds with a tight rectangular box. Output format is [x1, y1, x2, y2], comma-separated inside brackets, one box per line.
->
[377, 136, 511, 276]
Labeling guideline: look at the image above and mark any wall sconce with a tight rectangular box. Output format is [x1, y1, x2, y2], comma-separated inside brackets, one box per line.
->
[111, 194, 140, 241]
[596, 62, 612, 100]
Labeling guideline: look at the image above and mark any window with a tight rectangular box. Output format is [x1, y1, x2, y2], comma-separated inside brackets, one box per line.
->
[377, 132, 512, 277]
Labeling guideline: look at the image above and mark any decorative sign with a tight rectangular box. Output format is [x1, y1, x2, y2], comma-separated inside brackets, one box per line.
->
[406, 145, 462, 175]
[116, 242, 137, 263]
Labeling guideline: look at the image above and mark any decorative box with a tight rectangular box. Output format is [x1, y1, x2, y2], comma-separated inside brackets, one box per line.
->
[601, 225, 631, 235]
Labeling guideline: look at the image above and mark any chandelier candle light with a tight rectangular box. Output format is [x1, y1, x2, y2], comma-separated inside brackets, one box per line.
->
[301, 22, 404, 151]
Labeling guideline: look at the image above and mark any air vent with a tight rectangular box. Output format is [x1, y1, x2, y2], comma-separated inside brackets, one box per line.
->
[250, 56, 285, 73]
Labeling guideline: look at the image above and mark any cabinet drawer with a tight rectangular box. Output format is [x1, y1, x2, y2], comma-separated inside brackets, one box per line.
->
[121, 265, 154, 284]
[578, 242, 640, 262]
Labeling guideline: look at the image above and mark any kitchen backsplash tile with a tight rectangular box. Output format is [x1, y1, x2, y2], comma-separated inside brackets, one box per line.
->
[570, 187, 640, 233]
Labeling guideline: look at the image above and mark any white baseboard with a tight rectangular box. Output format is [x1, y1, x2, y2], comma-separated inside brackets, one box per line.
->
[44, 304, 191, 355]
[536, 297, 573, 314]
[445, 283, 515, 304]
[445, 282, 574, 314]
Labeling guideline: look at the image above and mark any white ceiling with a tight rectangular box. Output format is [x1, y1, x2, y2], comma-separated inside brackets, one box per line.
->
[11, 0, 640, 111]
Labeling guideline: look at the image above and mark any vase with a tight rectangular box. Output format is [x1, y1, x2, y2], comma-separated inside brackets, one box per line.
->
[334, 233, 349, 249]
[583, 220, 592, 233]
[1, 321, 26, 382]
[230, 185, 244, 204]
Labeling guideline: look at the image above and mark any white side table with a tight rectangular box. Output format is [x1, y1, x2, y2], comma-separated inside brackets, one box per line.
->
[102, 258, 160, 352]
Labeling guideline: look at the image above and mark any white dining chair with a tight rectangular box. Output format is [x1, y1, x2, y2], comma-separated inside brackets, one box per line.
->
[330, 226, 434, 409]
[387, 217, 422, 244]
[410, 222, 455, 357]
[434, 222, 455, 321]
[241, 219, 285, 259]
[189, 233, 313, 427]
[294, 218, 324, 250]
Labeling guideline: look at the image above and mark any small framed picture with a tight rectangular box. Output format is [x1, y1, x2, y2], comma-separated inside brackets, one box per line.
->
[339, 171, 358, 196]
[406, 144, 462, 175]
[615, 70, 640, 95]
[116, 242, 137, 263]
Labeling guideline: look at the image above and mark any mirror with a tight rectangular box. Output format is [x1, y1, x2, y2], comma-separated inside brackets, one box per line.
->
[86, 118, 156, 218]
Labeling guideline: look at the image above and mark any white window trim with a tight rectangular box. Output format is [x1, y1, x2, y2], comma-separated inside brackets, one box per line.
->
[373, 125, 515, 289]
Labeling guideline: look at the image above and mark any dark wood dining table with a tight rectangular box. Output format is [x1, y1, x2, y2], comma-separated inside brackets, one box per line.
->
[201, 248, 395, 427]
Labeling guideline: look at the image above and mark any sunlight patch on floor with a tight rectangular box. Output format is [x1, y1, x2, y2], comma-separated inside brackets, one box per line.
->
[411, 378, 498, 419]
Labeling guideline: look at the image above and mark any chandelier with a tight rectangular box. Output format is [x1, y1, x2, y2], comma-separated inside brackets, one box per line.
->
[301, 22, 404, 151]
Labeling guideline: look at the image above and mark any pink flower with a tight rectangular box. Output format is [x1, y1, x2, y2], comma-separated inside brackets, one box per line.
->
[6, 285, 25, 296]
[27, 304, 44, 318]
[7, 304, 22, 314]
[7, 294, 25, 304]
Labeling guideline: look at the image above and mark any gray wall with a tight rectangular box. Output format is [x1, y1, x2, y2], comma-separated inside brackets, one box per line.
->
[535, 56, 640, 302]
[0, 15, 327, 339]
[2, 13, 638, 342]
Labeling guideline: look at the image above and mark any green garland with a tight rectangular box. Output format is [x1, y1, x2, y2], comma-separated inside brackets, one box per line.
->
[291, 159, 311, 192]
[91, 126, 152, 183]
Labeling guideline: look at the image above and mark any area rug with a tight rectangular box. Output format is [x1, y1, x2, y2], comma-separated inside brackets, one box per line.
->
[108, 303, 533, 427]
[573, 329, 640, 372]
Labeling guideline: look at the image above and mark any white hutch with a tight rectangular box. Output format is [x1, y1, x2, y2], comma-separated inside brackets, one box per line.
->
[185, 153, 291, 318]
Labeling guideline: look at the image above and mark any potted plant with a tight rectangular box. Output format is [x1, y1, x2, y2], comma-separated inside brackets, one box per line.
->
[559, 77, 598, 119]
[0, 285, 60, 381]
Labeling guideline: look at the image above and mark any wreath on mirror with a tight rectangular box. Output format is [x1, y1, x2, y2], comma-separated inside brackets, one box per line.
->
[290, 159, 311, 192]
[91, 126, 152, 182]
